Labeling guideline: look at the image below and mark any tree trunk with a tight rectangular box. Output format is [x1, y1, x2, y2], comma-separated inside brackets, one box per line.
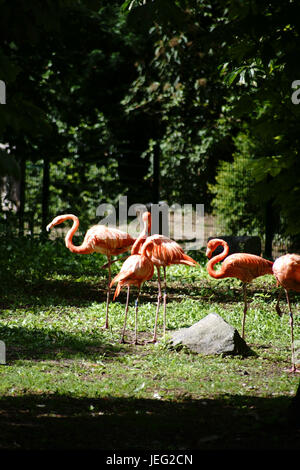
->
[42, 155, 50, 235]
[153, 143, 160, 204]
[264, 199, 276, 259]
[18, 157, 26, 237]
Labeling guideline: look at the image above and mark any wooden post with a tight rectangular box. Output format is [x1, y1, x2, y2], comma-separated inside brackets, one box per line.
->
[18, 157, 26, 237]
[42, 155, 50, 235]
[153, 143, 160, 204]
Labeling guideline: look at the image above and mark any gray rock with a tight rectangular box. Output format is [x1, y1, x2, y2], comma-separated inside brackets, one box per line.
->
[170, 313, 253, 356]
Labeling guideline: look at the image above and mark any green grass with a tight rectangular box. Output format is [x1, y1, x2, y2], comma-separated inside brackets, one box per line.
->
[0, 236, 299, 450]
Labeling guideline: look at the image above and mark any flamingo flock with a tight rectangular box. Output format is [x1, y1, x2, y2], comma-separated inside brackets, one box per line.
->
[46, 212, 299, 373]
[110, 211, 198, 344]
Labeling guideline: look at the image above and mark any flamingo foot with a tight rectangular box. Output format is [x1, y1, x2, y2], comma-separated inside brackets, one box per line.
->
[119, 337, 141, 345]
[276, 305, 283, 318]
[145, 337, 158, 344]
[284, 366, 300, 374]
[119, 337, 128, 344]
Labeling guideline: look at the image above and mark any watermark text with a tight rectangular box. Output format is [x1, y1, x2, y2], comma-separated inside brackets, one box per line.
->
[0, 340, 6, 364]
[96, 196, 204, 250]
[0, 80, 6, 104]
[291, 80, 300, 104]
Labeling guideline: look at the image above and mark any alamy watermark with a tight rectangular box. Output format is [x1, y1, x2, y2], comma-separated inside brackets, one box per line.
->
[0, 340, 6, 364]
[96, 196, 204, 251]
[0, 80, 6, 104]
[291, 80, 300, 104]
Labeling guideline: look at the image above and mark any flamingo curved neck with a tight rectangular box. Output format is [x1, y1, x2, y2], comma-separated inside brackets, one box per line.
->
[131, 214, 151, 255]
[64, 215, 92, 254]
[207, 240, 229, 278]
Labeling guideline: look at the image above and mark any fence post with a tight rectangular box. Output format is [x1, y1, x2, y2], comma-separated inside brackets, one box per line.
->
[0, 80, 6, 104]
[0, 341, 6, 364]
[42, 156, 50, 235]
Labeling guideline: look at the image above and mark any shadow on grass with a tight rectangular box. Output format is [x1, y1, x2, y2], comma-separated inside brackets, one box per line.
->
[0, 271, 284, 310]
[0, 324, 127, 361]
[0, 277, 108, 308]
[0, 392, 299, 450]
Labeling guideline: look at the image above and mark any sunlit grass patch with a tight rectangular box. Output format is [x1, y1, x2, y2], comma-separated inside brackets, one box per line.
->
[0, 238, 299, 450]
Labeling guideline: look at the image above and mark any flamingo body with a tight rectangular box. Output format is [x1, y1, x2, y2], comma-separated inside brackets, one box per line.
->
[206, 238, 273, 338]
[273, 254, 300, 292]
[110, 211, 154, 344]
[110, 254, 154, 301]
[139, 216, 198, 342]
[46, 214, 135, 256]
[141, 234, 197, 268]
[71, 224, 136, 257]
[46, 214, 135, 328]
[207, 251, 274, 283]
[273, 254, 300, 373]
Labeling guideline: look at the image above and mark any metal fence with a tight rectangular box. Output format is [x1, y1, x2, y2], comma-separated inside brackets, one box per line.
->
[0, 159, 291, 259]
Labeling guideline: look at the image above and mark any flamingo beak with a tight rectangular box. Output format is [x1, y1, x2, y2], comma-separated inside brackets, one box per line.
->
[46, 223, 53, 232]
[206, 247, 212, 259]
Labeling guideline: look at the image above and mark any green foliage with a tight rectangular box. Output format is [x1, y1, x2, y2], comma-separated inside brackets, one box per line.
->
[4, 235, 108, 285]
[215, 0, 300, 242]
[0, 1, 154, 233]
[209, 133, 265, 236]
[1, 0, 300, 245]
[122, 3, 234, 206]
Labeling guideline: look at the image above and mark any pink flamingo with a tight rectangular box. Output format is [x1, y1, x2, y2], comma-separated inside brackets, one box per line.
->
[140, 212, 198, 342]
[46, 214, 135, 328]
[110, 212, 154, 344]
[273, 254, 300, 373]
[206, 238, 274, 339]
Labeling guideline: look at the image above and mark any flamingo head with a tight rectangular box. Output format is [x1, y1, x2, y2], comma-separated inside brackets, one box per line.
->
[142, 211, 152, 236]
[206, 238, 226, 258]
[46, 214, 77, 231]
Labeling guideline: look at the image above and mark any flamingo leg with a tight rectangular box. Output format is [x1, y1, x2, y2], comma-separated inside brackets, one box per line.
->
[284, 289, 300, 373]
[241, 282, 248, 340]
[120, 286, 130, 344]
[148, 266, 162, 343]
[163, 266, 167, 337]
[275, 289, 283, 317]
[134, 287, 141, 345]
[103, 255, 111, 329]
[100, 255, 127, 270]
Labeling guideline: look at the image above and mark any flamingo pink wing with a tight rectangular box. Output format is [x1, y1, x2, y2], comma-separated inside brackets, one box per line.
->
[110, 254, 154, 299]
[85, 226, 135, 256]
[273, 254, 300, 291]
[222, 253, 273, 283]
[141, 235, 197, 266]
